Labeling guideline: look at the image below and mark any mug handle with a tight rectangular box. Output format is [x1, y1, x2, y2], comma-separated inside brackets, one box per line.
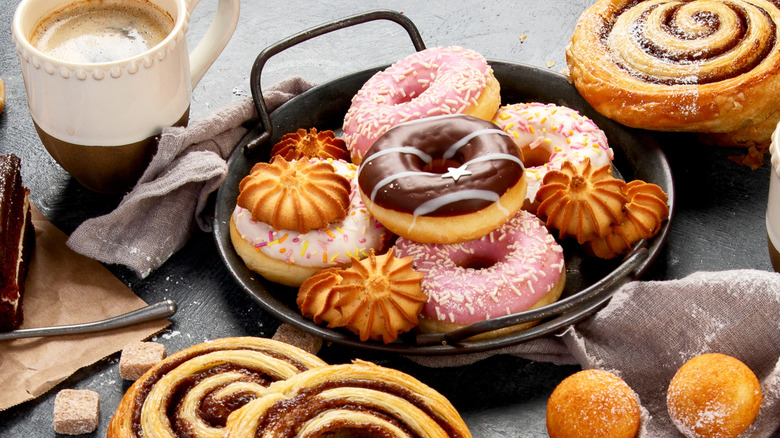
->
[188, 0, 241, 87]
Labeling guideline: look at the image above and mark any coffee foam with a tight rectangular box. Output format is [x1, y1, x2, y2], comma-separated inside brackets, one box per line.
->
[31, 0, 173, 64]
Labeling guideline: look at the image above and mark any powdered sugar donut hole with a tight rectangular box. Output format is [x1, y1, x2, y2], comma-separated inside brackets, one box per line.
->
[667, 353, 762, 438]
[546, 369, 641, 438]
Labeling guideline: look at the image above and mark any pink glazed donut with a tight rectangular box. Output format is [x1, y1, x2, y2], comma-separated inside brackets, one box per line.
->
[393, 209, 566, 335]
[492, 103, 614, 210]
[342, 46, 501, 163]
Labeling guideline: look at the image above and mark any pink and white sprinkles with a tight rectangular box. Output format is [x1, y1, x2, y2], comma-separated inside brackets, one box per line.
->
[393, 210, 565, 327]
[492, 103, 614, 204]
[342, 46, 493, 162]
[232, 159, 388, 268]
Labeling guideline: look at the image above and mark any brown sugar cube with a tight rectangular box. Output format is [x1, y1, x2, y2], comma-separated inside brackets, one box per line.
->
[119, 341, 167, 380]
[53, 389, 99, 435]
[272, 323, 323, 355]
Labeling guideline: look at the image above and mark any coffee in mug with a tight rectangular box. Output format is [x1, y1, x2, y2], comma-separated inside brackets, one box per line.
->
[30, 0, 174, 65]
[13, 0, 240, 194]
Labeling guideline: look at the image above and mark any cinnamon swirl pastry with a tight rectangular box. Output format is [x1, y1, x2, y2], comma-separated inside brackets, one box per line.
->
[567, 0, 780, 145]
[223, 360, 472, 437]
[107, 337, 327, 438]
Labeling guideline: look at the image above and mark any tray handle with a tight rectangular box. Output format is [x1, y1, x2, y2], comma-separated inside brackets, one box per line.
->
[414, 239, 651, 346]
[246, 10, 426, 151]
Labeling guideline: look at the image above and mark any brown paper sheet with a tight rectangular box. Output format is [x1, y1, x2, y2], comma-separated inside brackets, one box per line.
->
[0, 205, 170, 411]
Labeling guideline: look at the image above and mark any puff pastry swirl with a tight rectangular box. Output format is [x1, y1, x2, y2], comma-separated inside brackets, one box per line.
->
[107, 337, 327, 438]
[223, 360, 472, 437]
[567, 0, 780, 144]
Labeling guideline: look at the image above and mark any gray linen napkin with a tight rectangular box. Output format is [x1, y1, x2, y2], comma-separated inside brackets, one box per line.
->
[410, 269, 780, 438]
[66, 77, 314, 277]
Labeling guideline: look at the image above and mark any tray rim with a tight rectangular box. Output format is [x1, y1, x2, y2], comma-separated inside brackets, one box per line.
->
[212, 60, 675, 355]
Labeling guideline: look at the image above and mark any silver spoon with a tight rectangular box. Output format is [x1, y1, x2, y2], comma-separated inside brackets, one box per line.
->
[0, 299, 177, 341]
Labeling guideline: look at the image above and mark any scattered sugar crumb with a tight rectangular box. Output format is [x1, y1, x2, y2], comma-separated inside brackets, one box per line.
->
[519, 34, 527, 43]
[161, 330, 181, 340]
[546, 60, 556, 68]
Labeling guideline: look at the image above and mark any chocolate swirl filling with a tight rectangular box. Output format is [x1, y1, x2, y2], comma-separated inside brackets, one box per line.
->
[602, 0, 778, 85]
[252, 379, 463, 437]
[357, 114, 524, 217]
[123, 341, 324, 438]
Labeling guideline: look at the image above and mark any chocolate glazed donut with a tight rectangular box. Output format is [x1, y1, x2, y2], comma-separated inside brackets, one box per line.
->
[357, 114, 527, 244]
[566, 0, 780, 145]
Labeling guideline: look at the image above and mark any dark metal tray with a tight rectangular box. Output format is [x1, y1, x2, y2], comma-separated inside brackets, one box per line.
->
[213, 10, 675, 355]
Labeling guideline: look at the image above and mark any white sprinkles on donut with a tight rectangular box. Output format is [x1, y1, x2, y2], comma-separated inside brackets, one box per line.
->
[394, 209, 565, 327]
[343, 46, 497, 162]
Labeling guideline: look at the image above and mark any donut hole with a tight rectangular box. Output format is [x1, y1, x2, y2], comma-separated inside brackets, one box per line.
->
[450, 241, 506, 271]
[457, 255, 499, 270]
[422, 158, 463, 174]
[520, 145, 552, 168]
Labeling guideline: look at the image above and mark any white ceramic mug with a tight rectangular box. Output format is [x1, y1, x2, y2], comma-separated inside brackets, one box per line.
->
[767, 122, 780, 271]
[13, 0, 240, 193]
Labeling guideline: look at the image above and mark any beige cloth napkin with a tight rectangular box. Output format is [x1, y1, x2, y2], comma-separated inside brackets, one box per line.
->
[66, 77, 314, 277]
[411, 269, 780, 438]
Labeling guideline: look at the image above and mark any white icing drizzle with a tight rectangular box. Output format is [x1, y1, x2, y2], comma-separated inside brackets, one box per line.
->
[409, 190, 507, 233]
[360, 146, 433, 169]
[366, 151, 525, 208]
[362, 122, 525, 218]
[464, 152, 525, 167]
[369, 170, 437, 203]
[443, 128, 513, 159]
